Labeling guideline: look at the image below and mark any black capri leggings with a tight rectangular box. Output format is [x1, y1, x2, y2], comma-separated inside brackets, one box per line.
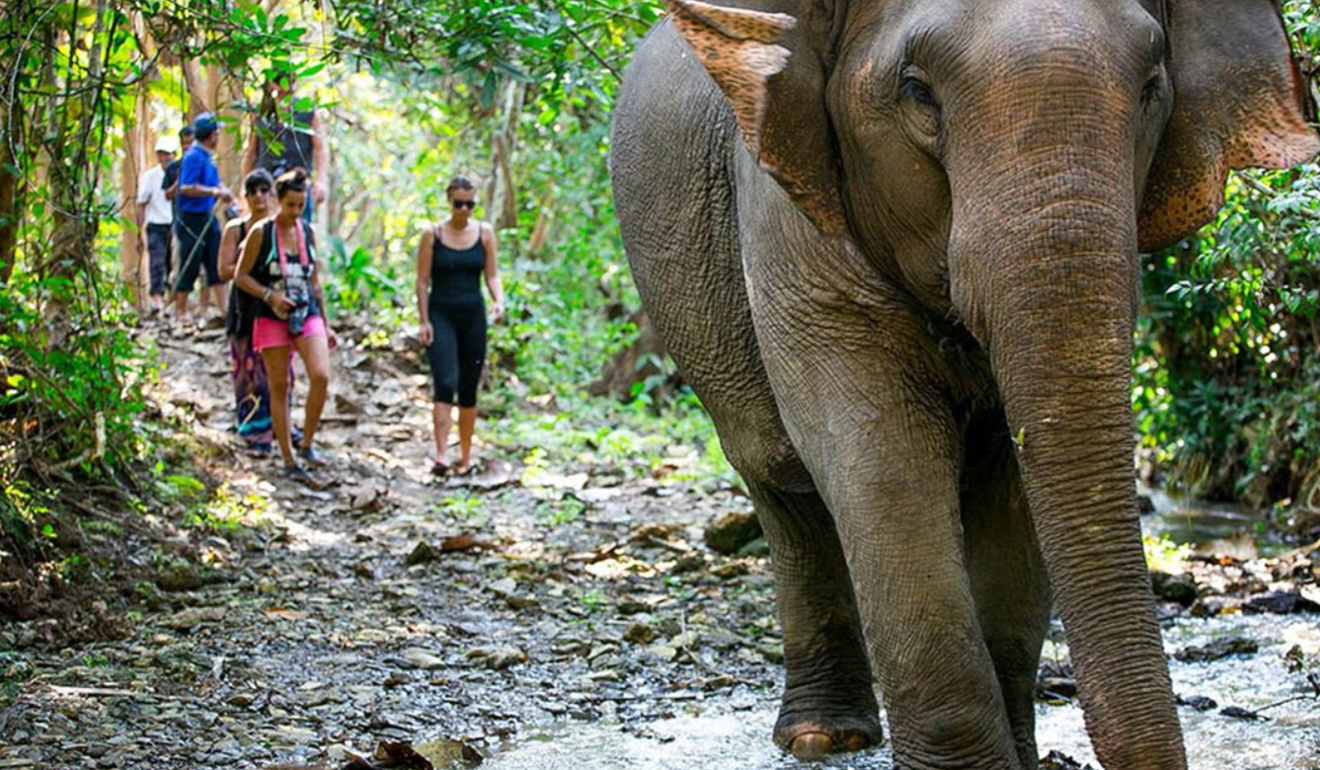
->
[427, 302, 487, 407]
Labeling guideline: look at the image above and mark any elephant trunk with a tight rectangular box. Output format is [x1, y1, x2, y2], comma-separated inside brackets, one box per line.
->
[948, 154, 1187, 768]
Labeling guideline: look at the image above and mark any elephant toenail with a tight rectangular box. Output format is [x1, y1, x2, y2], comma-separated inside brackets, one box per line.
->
[789, 732, 833, 761]
[842, 732, 871, 752]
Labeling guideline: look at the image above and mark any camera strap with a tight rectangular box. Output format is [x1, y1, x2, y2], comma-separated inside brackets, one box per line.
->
[275, 220, 310, 280]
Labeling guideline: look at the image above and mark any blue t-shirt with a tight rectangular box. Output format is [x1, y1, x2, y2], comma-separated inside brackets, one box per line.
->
[177, 145, 219, 214]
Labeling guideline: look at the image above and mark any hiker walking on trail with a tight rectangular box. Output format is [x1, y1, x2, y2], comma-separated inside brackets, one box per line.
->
[219, 168, 298, 455]
[233, 169, 336, 482]
[416, 175, 505, 477]
[243, 72, 329, 223]
[136, 138, 175, 316]
[174, 113, 234, 322]
[163, 125, 195, 296]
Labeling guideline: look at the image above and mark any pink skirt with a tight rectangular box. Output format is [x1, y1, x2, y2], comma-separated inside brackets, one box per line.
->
[253, 315, 327, 351]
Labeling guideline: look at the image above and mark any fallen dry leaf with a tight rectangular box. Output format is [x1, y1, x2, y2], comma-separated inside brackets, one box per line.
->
[439, 533, 496, 553]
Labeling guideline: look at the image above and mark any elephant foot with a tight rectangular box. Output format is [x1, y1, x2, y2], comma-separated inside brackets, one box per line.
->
[773, 717, 883, 761]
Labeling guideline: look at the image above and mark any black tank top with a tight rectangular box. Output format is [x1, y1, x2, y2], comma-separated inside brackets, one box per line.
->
[429, 226, 485, 308]
[251, 219, 320, 321]
[226, 219, 253, 337]
[255, 111, 315, 177]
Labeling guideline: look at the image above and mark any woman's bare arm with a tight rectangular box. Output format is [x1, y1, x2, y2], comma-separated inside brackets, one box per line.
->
[218, 218, 244, 281]
[482, 223, 505, 322]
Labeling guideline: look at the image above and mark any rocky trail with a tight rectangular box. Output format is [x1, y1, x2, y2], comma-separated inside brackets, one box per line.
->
[0, 317, 779, 770]
[1, 317, 1319, 770]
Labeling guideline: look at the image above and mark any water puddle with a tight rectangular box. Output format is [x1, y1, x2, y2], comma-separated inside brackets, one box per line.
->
[482, 709, 891, 770]
[1036, 612, 1320, 769]
[1142, 487, 1287, 559]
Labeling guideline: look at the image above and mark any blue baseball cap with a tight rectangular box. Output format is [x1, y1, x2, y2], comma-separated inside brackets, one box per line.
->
[193, 112, 222, 140]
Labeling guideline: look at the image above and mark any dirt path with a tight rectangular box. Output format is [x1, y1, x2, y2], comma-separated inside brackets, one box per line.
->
[0, 321, 778, 770]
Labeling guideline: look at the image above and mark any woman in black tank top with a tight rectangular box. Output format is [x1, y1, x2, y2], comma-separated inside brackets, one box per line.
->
[415, 175, 506, 477]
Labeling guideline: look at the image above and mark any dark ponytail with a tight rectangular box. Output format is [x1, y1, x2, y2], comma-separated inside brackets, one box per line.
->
[276, 167, 309, 199]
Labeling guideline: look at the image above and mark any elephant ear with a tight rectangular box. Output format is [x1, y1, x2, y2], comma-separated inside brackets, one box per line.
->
[665, 0, 847, 234]
[1138, 0, 1320, 252]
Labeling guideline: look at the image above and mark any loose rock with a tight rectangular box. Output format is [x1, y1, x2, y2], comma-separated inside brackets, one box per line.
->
[703, 512, 762, 555]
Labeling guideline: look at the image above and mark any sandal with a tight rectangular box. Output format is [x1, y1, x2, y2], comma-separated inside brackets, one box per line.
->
[455, 462, 482, 478]
[431, 459, 452, 477]
[281, 463, 317, 486]
[298, 445, 328, 468]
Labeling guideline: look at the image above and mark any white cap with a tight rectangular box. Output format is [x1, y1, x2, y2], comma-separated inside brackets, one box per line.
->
[154, 138, 174, 154]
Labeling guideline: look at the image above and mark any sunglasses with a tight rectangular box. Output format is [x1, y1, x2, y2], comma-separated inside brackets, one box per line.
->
[246, 186, 271, 196]
[451, 199, 476, 209]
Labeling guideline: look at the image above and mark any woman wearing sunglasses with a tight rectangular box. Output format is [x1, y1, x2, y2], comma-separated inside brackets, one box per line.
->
[219, 168, 290, 454]
[416, 175, 505, 477]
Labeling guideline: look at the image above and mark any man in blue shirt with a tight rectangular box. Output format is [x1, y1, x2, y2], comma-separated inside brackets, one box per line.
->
[174, 113, 234, 321]
[163, 125, 194, 300]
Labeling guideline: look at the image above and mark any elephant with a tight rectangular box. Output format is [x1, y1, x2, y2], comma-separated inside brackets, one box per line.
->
[610, 0, 1318, 768]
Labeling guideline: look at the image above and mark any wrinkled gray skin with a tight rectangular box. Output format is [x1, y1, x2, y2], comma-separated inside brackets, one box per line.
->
[611, 0, 1318, 768]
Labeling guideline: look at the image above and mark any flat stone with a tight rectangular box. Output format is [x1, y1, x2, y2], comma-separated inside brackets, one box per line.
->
[406, 541, 440, 565]
[623, 622, 657, 645]
[490, 576, 517, 594]
[268, 725, 319, 745]
[159, 607, 226, 630]
[1174, 636, 1258, 662]
[402, 648, 446, 670]
[1245, 590, 1320, 615]
[1150, 571, 1198, 606]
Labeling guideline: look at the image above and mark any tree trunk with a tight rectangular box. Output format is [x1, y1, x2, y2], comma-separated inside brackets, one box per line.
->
[207, 64, 241, 196]
[0, 70, 22, 287]
[527, 187, 553, 257]
[120, 84, 153, 309]
[489, 81, 524, 232]
[182, 59, 209, 119]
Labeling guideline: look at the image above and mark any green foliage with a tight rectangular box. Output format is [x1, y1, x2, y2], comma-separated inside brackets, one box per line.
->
[1142, 533, 1192, 574]
[155, 472, 207, 508]
[1135, 164, 1320, 509]
[0, 481, 54, 557]
[437, 491, 485, 520]
[536, 496, 586, 526]
[324, 235, 405, 313]
[186, 483, 266, 533]
[576, 587, 606, 613]
[1133, 0, 1320, 518]
[494, 391, 731, 488]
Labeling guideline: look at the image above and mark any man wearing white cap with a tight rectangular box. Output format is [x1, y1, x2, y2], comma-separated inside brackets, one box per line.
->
[137, 138, 176, 315]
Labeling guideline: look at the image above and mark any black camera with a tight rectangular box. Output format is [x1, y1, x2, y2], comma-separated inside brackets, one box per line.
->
[286, 285, 310, 336]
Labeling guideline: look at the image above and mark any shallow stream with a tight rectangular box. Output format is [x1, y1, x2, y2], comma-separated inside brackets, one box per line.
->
[485, 496, 1320, 770]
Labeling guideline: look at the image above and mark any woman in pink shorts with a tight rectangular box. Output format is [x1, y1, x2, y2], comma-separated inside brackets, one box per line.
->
[233, 168, 336, 481]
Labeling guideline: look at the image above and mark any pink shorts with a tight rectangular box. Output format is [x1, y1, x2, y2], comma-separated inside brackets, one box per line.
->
[253, 315, 327, 351]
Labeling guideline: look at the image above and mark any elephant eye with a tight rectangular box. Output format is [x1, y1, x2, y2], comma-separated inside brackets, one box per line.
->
[1140, 69, 1163, 106]
[902, 75, 939, 110]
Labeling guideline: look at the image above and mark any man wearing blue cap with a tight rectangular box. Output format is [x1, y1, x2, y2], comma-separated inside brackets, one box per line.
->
[174, 112, 234, 321]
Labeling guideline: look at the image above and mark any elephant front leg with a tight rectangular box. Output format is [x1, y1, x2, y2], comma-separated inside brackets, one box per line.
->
[747, 480, 883, 760]
[811, 397, 1026, 770]
[962, 416, 1051, 769]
